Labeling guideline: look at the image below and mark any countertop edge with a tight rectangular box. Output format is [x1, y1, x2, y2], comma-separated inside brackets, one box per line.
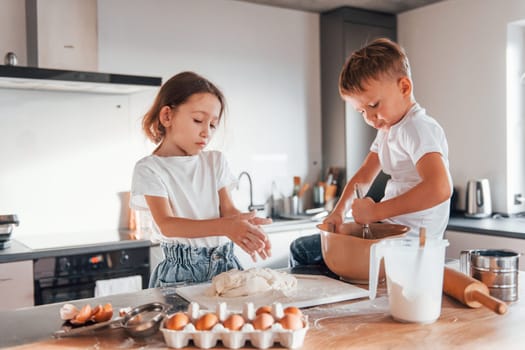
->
[2, 216, 524, 264]
[0, 239, 152, 264]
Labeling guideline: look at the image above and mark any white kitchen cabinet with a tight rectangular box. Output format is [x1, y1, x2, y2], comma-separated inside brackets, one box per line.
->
[0, 260, 34, 310]
[445, 230, 525, 270]
[235, 223, 319, 270]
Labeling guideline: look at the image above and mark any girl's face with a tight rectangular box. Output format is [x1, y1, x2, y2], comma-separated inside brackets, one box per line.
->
[157, 92, 221, 156]
[343, 76, 413, 131]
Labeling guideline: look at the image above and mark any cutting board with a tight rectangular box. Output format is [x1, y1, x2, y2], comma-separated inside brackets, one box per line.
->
[176, 274, 369, 311]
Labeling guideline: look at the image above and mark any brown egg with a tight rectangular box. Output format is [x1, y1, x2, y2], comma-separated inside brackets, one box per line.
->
[278, 313, 303, 330]
[70, 304, 93, 325]
[195, 313, 219, 331]
[93, 303, 113, 322]
[283, 306, 302, 317]
[252, 312, 274, 330]
[165, 312, 190, 331]
[255, 305, 272, 316]
[223, 314, 245, 331]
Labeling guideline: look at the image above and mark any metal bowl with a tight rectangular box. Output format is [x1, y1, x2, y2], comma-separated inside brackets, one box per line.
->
[121, 302, 168, 338]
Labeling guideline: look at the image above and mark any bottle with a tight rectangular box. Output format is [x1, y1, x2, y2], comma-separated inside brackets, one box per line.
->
[292, 176, 301, 196]
[313, 182, 325, 208]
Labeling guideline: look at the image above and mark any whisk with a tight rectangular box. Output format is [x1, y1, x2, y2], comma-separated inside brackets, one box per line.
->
[354, 184, 373, 239]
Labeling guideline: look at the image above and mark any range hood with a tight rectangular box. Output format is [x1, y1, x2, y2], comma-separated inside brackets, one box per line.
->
[0, 64, 162, 94]
[0, 0, 162, 94]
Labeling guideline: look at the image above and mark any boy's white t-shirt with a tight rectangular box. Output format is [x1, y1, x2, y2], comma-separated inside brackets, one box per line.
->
[130, 150, 237, 247]
[370, 103, 452, 239]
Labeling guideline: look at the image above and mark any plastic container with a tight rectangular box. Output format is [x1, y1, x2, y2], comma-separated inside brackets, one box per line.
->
[369, 237, 449, 324]
[160, 302, 308, 349]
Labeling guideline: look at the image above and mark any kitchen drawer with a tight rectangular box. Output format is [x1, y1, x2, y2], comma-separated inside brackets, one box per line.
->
[0, 260, 34, 310]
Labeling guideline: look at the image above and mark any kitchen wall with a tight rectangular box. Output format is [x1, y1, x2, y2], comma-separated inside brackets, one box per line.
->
[0, 0, 321, 237]
[398, 0, 525, 214]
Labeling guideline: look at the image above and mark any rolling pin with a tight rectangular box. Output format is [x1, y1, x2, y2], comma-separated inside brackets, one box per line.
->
[443, 266, 507, 315]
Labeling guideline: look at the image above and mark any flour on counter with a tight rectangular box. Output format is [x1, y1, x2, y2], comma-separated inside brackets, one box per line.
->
[210, 268, 298, 297]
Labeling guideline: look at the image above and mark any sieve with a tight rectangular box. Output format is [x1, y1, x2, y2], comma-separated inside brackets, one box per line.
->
[460, 249, 520, 302]
[55, 302, 169, 338]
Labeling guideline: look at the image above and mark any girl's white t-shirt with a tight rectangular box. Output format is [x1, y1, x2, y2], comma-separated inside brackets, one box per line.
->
[130, 150, 237, 247]
[370, 103, 452, 239]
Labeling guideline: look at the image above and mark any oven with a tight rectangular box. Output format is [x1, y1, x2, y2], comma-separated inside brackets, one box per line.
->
[33, 247, 150, 305]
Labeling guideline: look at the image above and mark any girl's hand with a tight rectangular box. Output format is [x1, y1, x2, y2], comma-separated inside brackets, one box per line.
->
[224, 212, 272, 262]
[247, 213, 272, 261]
[351, 197, 376, 224]
[248, 215, 273, 226]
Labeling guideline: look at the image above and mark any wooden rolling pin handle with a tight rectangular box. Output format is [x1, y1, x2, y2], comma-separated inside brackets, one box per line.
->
[470, 290, 508, 315]
[443, 267, 507, 315]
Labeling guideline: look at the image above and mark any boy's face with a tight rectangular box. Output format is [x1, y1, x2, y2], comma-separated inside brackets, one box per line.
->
[343, 76, 413, 131]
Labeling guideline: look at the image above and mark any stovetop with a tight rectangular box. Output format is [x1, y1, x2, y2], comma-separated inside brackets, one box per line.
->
[16, 230, 135, 250]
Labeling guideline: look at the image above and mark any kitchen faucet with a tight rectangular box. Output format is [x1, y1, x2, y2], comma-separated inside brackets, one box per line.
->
[238, 171, 265, 212]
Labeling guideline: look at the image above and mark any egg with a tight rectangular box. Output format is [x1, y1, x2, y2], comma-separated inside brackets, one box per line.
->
[283, 306, 302, 317]
[195, 313, 218, 331]
[223, 313, 245, 331]
[165, 312, 190, 331]
[70, 304, 92, 325]
[255, 305, 272, 316]
[278, 313, 303, 330]
[252, 312, 274, 330]
[93, 303, 113, 323]
[59, 303, 79, 321]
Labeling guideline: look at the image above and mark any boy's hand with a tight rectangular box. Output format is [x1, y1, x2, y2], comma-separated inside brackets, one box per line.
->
[323, 211, 344, 232]
[351, 197, 376, 224]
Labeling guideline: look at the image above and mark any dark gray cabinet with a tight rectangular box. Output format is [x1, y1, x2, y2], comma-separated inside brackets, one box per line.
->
[321, 7, 396, 192]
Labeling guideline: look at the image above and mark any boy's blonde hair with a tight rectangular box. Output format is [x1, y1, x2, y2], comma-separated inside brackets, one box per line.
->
[339, 38, 411, 95]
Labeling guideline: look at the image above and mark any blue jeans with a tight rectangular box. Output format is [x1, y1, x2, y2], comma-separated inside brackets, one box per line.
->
[149, 242, 242, 288]
[289, 233, 325, 267]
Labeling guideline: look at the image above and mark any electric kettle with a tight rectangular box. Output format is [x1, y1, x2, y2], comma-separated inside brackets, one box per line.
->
[465, 179, 492, 218]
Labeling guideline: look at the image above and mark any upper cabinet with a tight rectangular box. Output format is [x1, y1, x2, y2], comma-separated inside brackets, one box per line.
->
[0, 0, 161, 94]
[321, 7, 396, 179]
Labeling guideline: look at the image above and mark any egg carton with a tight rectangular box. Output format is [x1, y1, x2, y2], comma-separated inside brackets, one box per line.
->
[160, 302, 308, 349]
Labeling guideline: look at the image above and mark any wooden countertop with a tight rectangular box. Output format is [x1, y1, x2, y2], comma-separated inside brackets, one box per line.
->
[3, 270, 524, 350]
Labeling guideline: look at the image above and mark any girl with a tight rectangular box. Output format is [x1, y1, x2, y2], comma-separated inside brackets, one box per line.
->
[131, 71, 272, 288]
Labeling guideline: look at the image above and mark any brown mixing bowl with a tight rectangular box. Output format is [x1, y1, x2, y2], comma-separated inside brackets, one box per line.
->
[318, 222, 409, 284]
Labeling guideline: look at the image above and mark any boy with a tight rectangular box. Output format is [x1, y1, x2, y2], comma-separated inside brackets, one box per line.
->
[291, 38, 452, 266]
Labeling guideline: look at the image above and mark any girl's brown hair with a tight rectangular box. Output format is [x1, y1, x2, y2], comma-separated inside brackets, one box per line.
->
[339, 38, 411, 96]
[142, 71, 226, 144]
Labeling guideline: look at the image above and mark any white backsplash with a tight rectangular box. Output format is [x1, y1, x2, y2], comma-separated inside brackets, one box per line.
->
[0, 88, 155, 236]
